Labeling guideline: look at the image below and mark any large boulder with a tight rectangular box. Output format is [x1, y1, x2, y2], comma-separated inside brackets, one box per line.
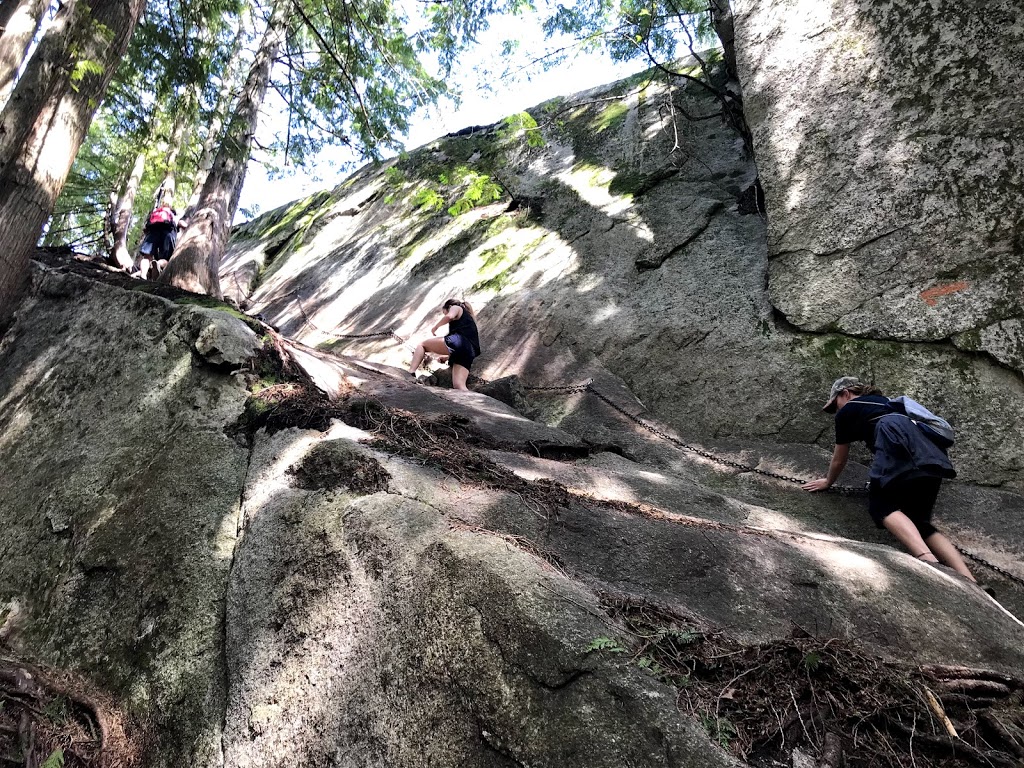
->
[730, 0, 1024, 361]
[223, 55, 1024, 490]
[3, 266, 1023, 766]
[0, 266, 254, 764]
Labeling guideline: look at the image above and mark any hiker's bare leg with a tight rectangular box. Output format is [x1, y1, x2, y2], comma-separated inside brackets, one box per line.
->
[452, 364, 470, 390]
[882, 511, 938, 563]
[409, 337, 449, 373]
[924, 532, 976, 581]
[138, 258, 152, 280]
[155, 258, 168, 276]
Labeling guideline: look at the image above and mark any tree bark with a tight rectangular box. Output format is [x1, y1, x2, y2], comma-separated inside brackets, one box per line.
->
[0, 0, 146, 322]
[108, 148, 146, 270]
[0, 0, 49, 108]
[186, 11, 250, 215]
[162, 0, 287, 298]
[0, 0, 76, 175]
[709, 0, 738, 82]
[154, 85, 196, 206]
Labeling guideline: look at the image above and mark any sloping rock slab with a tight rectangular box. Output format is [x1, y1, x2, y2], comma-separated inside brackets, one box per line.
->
[284, 339, 589, 455]
[224, 426, 739, 768]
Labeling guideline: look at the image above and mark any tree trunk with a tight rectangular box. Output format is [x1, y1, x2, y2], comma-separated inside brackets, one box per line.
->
[108, 148, 146, 270]
[185, 11, 250, 215]
[0, 0, 146, 322]
[154, 86, 196, 206]
[0, 0, 49, 108]
[162, 0, 287, 298]
[0, 0, 76, 175]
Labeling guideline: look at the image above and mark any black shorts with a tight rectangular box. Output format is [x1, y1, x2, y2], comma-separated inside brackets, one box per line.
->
[444, 333, 478, 370]
[868, 475, 941, 538]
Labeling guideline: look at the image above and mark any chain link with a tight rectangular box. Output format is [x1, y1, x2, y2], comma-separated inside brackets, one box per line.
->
[287, 291, 397, 340]
[274, 323, 1021, 588]
[958, 549, 1024, 588]
[526, 382, 1021, 585]
[523, 382, 865, 495]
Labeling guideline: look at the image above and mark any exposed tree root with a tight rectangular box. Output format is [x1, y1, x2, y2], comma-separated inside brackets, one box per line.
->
[0, 655, 144, 768]
[596, 593, 1024, 768]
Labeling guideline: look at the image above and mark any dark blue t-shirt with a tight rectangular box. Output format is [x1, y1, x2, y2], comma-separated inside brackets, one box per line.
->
[448, 307, 480, 354]
[834, 394, 895, 451]
[835, 394, 954, 486]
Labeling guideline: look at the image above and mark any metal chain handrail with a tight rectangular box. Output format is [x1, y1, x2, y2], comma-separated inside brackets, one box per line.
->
[522, 382, 1023, 587]
[958, 550, 1024, 588]
[270, 319, 1023, 588]
[523, 381, 865, 495]
[286, 291, 405, 343]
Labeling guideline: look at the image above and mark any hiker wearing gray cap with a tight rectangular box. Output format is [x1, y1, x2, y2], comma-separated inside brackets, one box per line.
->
[803, 376, 976, 582]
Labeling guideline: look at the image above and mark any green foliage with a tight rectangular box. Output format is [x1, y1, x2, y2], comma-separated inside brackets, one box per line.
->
[70, 58, 106, 86]
[51, 0, 517, 256]
[424, 0, 534, 75]
[447, 167, 504, 216]
[498, 112, 544, 147]
[41, 751, 64, 768]
[584, 636, 627, 654]
[703, 716, 737, 749]
[384, 166, 407, 187]
[803, 651, 822, 673]
[661, 627, 700, 645]
[413, 187, 445, 211]
[636, 655, 668, 678]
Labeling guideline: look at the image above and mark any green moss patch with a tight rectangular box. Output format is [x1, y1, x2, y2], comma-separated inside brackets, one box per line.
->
[594, 101, 629, 133]
[173, 296, 262, 332]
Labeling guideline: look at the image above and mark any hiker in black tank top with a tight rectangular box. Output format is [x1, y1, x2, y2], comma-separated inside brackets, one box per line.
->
[408, 299, 481, 390]
[803, 376, 976, 583]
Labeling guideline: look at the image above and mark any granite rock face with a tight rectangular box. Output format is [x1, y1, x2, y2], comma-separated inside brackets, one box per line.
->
[223, 56, 1024, 489]
[3, 269, 1023, 766]
[0, 268, 253, 765]
[731, 0, 1024, 367]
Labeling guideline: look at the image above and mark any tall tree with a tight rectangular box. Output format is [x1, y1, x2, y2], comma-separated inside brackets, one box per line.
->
[161, 0, 288, 296]
[154, 85, 198, 204]
[185, 8, 250, 214]
[48, 0, 249, 265]
[0, 0, 49, 106]
[162, 0, 462, 295]
[108, 146, 148, 270]
[0, 0, 77, 174]
[0, 0, 146, 322]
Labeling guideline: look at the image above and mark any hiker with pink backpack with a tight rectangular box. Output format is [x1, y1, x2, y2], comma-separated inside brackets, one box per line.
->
[803, 376, 977, 583]
[137, 202, 178, 280]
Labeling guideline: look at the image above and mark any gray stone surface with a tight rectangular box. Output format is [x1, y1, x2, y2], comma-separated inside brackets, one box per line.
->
[225, 58, 1024, 490]
[184, 305, 260, 365]
[3, 265, 1024, 768]
[223, 425, 741, 768]
[733, 1, 1024, 350]
[0, 266, 255, 766]
[731, 0, 1024, 355]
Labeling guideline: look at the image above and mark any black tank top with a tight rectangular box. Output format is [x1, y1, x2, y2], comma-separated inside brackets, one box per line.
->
[448, 306, 481, 354]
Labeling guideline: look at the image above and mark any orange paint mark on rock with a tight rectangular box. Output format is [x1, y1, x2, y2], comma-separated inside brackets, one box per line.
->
[920, 280, 969, 307]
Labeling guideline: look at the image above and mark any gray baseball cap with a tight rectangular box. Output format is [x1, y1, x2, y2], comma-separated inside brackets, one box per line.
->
[823, 376, 861, 413]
